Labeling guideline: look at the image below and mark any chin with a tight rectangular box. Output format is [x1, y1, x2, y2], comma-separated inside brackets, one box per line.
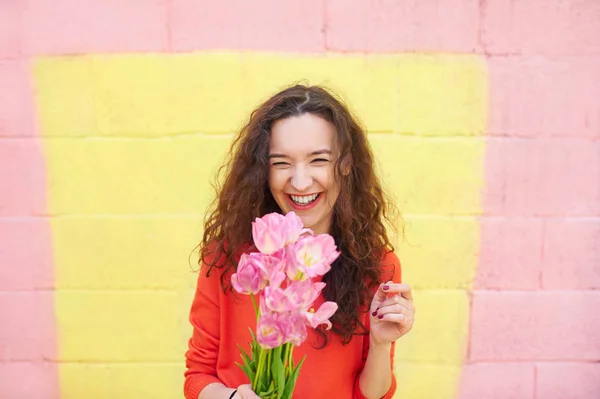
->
[302, 217, 324, 232]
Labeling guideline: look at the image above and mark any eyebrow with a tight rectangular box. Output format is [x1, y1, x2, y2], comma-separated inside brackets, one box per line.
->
[268, 149, 332, 159]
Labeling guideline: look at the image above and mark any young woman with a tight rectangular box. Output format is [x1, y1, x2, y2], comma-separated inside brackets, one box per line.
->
[184, 84, 415, 399]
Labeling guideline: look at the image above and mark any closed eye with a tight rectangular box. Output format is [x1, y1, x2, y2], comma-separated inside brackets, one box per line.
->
[312, 158, 330, 164]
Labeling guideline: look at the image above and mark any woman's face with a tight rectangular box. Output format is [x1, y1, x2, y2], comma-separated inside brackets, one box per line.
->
[268, 113, 340, 235]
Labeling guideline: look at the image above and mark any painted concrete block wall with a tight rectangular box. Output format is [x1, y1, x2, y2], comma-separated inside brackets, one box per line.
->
[1, 1, 599, 398]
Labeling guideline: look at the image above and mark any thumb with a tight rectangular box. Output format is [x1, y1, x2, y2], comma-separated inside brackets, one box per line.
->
[237, 384, 260, 399]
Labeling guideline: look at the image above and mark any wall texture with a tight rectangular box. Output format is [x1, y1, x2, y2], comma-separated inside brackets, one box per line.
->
[1, 1, 599, 398]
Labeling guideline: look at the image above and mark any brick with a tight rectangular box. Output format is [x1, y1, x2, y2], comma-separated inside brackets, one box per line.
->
[22, 0, 169, 55]
[0, 219, 53, 290]
[0, 1, 22, 59]
[240, 54, 399, 133]
[458, 363, 535, 399]
[394, 290, 469, 364]
[92, 53, 394, 135]
[0, 362, 58, 399]
[55, 291, 184, 362]
[482, 0, 600, 55]
[537, 363, 600, 399]
[90, 54, 247, 135]
[483, 139, 600, 217]
[245, 53, 485, 136]
[35, 53, 485, 136]
[43, 135, 230, 215]
[0, 139, 47, 216]
[171, 0, 324, 52]
[542, 219, 600, 289]
[92, 55, 179, 136]
[393, 362, 461, 399]
[52, 216, 203, 290]
[326, 0, 480, 53]
[488, 56, 600, 139]
[396, 216, 479, 290]
[395, 55, 487, 136]
[369, 135, 485, 215]
[0, 60, 35, 137]
[469, 291, 600, 361]
[59, 363, 183, 399]
[0, 292, 56, 361]
[322, 56, 398, 133]
[475, 217, 543, 290]
[33, 57, 96, 137]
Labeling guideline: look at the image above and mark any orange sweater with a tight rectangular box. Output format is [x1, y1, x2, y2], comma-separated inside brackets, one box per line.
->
[184, 250, 401, 399]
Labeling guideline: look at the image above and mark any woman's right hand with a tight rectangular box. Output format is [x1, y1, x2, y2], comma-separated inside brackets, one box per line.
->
[235, 384, 261, 399]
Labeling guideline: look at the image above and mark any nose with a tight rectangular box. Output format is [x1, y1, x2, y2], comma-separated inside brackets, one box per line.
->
[291, 166, 312, 192]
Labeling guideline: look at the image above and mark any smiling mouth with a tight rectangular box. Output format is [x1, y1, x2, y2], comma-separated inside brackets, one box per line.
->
[289, 193, 320, 206]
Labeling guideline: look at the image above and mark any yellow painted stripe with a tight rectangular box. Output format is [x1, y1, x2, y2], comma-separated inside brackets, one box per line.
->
[33, 52, 487, 399]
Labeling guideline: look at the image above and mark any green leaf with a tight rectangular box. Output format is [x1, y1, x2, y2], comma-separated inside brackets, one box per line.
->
[250, 331, 261, 363]
[281, 355, 306, 399]
[238, 345, 253, 368]
[270, 350, 285, 399]
[257, 380, 275, 398]
[236, 362, 256, 383]
[256, 378, 266, 394]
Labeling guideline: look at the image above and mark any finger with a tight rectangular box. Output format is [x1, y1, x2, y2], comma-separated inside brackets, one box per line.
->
[378, 294, 414, 310]
[237, 385, 260, 399]
[376, 313, 407, 324]
[371, 280, 394, 308]
[374, 303, 410, 319]
[377, 309, 415, 329]
[382, 283, 413, 300]
[240, 390, 261, 399]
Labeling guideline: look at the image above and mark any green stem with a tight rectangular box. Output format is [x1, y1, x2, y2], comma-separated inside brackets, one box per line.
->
[288, 345, 294, 369]
[281, 344, 289, 368]
[252, 347, 267, 392]
[282, 343, 290, 379]
[250, 294, 259, 320]
[266, 349, 272, 381]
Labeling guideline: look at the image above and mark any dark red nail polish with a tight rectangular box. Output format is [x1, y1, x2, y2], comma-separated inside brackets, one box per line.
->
[383, 285, 389, 291]
[378, 315, 384, 319]
[372, 311, 377, 317]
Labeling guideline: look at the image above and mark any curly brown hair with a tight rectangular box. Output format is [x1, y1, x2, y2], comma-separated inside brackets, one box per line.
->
[199, 83, 399, 345]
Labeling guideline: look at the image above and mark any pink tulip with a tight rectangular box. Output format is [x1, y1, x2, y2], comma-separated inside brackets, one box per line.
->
[303, 301, 338, 330]
[231, 253, 268, 295]
[286, 234, 340, 280]
[256, 312, 286, 349]
[263, 285, 297, 313]
[260, 250, 287, 288]
[252, 212, 310, 255]
[296, 280, 326, 309]
[280, 311, 308, 346]
[264, 279, 325, 313]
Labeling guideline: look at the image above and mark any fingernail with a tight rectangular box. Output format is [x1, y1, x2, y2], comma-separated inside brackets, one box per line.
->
[383, 285, 389, 291]
[378, 315, 384, 319]
[372, 311, 377, 317]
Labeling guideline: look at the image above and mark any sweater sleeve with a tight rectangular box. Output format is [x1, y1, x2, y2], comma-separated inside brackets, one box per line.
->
[184, 265, 223, 399]
[353, 251, 402, 399]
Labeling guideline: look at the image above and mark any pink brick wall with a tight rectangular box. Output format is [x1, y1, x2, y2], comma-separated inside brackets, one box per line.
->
[465, 1, 600, 397]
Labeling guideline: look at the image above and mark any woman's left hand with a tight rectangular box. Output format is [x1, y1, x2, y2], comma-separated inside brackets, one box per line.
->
[369, 281, 415, 346]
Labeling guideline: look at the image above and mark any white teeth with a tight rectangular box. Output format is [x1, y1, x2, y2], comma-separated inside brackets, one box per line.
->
[290, 193, 319, 205]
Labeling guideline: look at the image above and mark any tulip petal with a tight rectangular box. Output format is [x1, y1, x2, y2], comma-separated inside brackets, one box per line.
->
[304, 301, 338, 330]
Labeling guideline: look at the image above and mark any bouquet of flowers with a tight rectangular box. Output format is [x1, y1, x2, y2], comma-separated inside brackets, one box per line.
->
[231, 212, 340, 399]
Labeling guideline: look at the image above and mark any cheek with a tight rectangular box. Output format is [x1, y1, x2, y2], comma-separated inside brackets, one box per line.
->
[268, 170, 286, 194]
[320, 169, 341, 202]
[320, 167, 336, 191]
